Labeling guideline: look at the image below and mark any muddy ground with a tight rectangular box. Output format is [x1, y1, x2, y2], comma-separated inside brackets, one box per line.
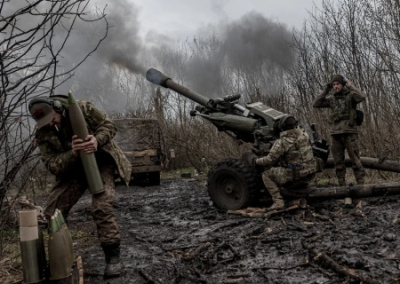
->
[62, 177, 400, 284]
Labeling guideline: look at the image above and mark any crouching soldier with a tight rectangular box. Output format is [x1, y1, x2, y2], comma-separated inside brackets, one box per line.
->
[28, 95, 131, 278]
[255, 115, 317, 211]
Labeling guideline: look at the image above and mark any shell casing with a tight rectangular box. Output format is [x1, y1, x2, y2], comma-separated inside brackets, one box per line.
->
[67, 91, 104, 195]
[19, 210, 45, 283]
[48, 227, 73, 280]
[48, 210, 75, 273]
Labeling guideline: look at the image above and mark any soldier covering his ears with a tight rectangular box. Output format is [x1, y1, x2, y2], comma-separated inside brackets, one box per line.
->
[313, 75, 367, 186]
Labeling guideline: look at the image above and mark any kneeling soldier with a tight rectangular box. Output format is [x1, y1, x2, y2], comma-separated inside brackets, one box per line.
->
[255, 115, 317, 211]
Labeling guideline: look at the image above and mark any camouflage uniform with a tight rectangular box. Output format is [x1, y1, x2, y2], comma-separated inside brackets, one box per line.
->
[256, 127, 317, 206]
[35, 99, 131, 244]
[313, 84, 366, 185]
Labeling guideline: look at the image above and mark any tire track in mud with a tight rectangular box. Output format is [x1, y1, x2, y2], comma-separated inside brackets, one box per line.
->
[72, 179, 400, 284]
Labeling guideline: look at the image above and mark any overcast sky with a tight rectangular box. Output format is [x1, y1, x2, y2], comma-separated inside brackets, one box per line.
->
[129, 0, 323, 41]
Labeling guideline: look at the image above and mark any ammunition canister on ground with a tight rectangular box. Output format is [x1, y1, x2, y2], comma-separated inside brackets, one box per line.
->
[48, 210, 74, 281]
[344, 197, 353, 206]
[19, 210, 46, 283]
[57, 209, 75, 266]
[67, 90, 104, 195]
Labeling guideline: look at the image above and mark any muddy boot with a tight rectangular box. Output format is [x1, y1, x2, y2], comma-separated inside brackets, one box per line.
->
[101, 241, 124, 278]
[267, 199, 285, 211]
[267, 188, 285, 212]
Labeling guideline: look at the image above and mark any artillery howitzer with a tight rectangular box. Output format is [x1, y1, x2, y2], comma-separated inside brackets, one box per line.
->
[146, 68, 400, 210]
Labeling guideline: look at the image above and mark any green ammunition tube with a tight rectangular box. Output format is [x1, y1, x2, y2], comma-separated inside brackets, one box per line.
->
[19, 210, 45, 283]
[56, 209, 75, 266]
[67, 91, 104, 195]
[48, 211, 73, 281]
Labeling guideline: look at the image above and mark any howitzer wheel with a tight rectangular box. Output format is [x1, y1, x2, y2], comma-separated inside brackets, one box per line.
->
[207, 158, 260, 210]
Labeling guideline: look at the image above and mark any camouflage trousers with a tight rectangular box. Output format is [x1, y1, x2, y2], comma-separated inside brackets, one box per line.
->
[262, 167, 315, 199]
[331, 134, 366, 183]
[262, 167, 295, 199]
[44, 156, 120, 244]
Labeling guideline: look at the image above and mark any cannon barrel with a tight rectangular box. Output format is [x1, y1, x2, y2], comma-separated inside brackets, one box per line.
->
[146, 68, 211, 108]
[146, 68, 248, 114]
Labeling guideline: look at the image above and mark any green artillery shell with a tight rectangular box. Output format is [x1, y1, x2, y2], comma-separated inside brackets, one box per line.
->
[56, 209, 75, 266]
[67, 91, 104, 195]
[37, 229, 47, 280]
[48, 229, 72, 280]
[19, 210, 45, 283]
[62, 223, 75, 266]
[49, 215, 58, 234]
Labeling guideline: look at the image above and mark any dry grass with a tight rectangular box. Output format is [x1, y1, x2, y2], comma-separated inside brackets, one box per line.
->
[0, 230, 22, 284]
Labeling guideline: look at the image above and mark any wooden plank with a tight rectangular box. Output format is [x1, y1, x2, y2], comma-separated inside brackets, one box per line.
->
[77, 256, 84, 284]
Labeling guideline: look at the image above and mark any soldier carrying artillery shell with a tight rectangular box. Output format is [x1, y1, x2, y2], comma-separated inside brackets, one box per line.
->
[28, 94, 131, 278]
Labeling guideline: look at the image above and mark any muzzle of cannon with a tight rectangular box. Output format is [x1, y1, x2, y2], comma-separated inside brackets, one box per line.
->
[146, 68, 212, 109]
[146, 68, 249, 114]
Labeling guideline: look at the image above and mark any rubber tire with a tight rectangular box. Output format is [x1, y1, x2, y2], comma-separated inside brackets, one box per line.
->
[207, 158, 260, 210]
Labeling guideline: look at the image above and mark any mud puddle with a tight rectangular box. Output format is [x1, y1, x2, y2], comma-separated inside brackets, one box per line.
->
[66, 179, 400, 283]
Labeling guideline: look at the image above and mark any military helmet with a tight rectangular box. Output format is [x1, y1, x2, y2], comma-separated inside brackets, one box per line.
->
[28, 97, 63, 129]
[277, 115, 297, 132]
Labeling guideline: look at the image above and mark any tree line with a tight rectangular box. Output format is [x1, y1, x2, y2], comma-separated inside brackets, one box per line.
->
[1, 0, 400, 223]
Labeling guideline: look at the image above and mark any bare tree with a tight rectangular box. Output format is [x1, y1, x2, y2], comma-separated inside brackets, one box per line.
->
[0, 0, 108, 214]
[289, 0, 400, 161]
[147, 1, 400, 172]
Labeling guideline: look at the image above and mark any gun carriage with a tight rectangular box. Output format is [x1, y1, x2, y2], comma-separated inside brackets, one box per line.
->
[146, 68, 400, 210]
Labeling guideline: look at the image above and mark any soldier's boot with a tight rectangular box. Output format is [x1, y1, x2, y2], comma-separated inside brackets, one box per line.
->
[102, 241, 124, 278]
[267, 188, 285, 211]
[337, 177, 346, 186]
[268, 199, 285, 211]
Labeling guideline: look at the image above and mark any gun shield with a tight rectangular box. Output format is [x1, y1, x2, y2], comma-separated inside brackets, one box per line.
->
[68, 91, 104, 195]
